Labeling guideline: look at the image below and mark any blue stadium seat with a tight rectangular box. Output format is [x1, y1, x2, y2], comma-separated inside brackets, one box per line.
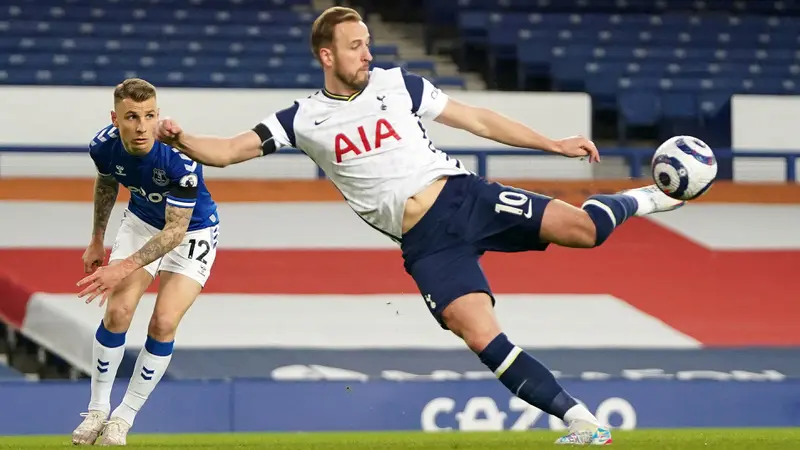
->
[434, 76, 467, 90]
[439, 0, 800, 145]
[0, 6, 315, 25]
[404, 60, 437, 76]
[549, 60, 587, 91]
[23, 0, 316, 8]
[0, 0, 436, 89]
[0, 20, 312, 41]
[617, 89, 662, 126]
[432, 0, 800, 15]
[584, 76, 619, 110]
[661, 92, 698, 120]
[617, 90, 661, 143]
[371, 45, 400, 59]
[659, 91, 701, 139]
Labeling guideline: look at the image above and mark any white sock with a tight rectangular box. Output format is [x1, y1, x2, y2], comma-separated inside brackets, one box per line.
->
[110, 340, 173, 426]
[564, 404, 602, 427]
[622, 189, 653, 216]
[88, 323, 127, 415]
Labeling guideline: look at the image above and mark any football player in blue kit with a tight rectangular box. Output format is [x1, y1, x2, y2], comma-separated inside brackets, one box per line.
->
[72, 78, 220, 446]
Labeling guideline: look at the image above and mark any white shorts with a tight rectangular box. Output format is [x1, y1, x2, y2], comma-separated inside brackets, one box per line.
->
[109, 209, 219, 287]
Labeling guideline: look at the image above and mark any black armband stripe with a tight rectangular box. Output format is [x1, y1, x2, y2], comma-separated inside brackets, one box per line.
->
[252, 123, 278, 155]
[169, 184, 198, 200]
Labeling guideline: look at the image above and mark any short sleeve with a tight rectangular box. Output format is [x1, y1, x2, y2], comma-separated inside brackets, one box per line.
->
[88, 127, 117, 176]
[258, 102, 300, 149]
[165, 148, 199, 209]
[401, 68, 449, 120]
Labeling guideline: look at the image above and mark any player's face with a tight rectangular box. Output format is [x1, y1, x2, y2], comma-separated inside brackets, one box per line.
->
[111, 97, 159, 154]
[331, 21, 372, 91]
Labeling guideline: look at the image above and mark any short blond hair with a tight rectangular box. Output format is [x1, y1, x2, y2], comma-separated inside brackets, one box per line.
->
[310, 6, 363, 62]
[113, 78, 156, 104]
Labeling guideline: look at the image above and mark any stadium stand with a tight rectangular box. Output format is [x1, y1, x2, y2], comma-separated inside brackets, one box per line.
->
[398, 0, 800, 144]
[0, 322, 28, 379]
[2, 0, 799, 143]
[0, 0, 464, 90]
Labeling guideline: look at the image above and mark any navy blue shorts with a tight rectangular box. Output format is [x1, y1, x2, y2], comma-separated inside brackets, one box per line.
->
[401, 174, 553, 329]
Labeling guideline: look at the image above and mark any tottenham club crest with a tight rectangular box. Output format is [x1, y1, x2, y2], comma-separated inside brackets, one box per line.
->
[152, 168, 169, 186]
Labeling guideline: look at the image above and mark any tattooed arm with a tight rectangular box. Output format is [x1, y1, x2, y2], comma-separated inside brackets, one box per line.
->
[82, 173, 120, 273]
[91, 174, 120, 244]
[119, 204, 193, 273]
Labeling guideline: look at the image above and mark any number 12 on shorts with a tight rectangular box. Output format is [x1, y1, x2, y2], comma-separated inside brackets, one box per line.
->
[495, 191, 533, 218]
[187, 238, 210, 264]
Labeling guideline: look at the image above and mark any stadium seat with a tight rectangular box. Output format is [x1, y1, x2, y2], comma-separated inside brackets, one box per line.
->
[617, 90, 661, 143]
[445, 0, 800, 143]
[659, 91, 701, 140]
[404, 60, 437, 76]
[0, 0, 448, 89]
[433, 76, 467, 90]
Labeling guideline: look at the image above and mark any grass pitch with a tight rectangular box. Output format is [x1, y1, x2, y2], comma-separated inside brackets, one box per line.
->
[0, 429, 798, 449]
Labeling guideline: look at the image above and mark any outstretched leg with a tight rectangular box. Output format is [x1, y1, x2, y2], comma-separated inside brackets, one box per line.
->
[540, 185, 685, 249]
[401, 176, 682, 445]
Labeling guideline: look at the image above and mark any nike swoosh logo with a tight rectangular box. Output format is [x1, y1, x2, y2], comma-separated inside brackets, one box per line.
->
[315, 117, 331, 125]
[524, 200, 532, 219]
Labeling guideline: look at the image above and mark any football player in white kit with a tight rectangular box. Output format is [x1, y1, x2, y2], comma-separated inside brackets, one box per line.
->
[156, 7, 685, 445]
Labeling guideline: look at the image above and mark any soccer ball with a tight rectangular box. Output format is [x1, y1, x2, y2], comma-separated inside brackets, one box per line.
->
[651, 135, 718, 201]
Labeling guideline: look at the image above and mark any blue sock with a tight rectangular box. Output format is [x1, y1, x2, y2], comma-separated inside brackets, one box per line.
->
[581, 194, 638, 246]
[144, 335, 174, 356]
[478, 333, 577, 419]
[95, 320, 126, 348]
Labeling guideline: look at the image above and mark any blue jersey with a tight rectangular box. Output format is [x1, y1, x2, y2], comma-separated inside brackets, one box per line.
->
[88, 124, 219, 231]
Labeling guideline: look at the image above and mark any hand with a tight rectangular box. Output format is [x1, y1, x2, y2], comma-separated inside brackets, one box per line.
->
[554, 135, 600, 163]
[82, 241, 106, 274]
[77, 263, 132, 306]
[156, 117, 183, 147]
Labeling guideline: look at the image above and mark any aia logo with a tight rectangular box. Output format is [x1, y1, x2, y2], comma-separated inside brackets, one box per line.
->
[334, 118, 401, 163]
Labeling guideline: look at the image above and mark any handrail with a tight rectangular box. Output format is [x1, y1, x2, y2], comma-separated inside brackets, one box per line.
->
[1, 146, 798, 181]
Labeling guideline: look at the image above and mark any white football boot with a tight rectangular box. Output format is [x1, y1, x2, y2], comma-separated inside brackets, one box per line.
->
[96, 416, 131, 446]
[72, 411, 108, 445]
[620, 184, 686, 216]
[71, 410, 107, 445]
[554, 419, 613, 445]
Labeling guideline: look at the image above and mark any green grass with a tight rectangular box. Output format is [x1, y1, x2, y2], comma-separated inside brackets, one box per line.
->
[0, 429, 798, 449]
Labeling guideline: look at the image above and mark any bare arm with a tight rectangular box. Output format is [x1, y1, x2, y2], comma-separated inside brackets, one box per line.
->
[119, 204, 192, 273]
[90, 174, 120, 244]
[434, 98, 561, 153]
[433, 98, 599, 161]
[177, 130, 263, 168]
[157, 115, 264, 168]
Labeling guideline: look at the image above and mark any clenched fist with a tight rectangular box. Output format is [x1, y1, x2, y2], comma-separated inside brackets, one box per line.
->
[156, 117, 184, 147]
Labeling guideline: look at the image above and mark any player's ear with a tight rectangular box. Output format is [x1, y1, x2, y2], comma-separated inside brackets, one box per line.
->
[319, 48, 333, 67]
[110, 110, 118, 127]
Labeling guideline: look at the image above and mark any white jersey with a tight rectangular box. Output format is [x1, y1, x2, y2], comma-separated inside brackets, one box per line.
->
[259, 67, 470, 242]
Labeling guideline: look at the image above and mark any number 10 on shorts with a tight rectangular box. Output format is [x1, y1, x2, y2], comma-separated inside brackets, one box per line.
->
[495, 191, 533, 218]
